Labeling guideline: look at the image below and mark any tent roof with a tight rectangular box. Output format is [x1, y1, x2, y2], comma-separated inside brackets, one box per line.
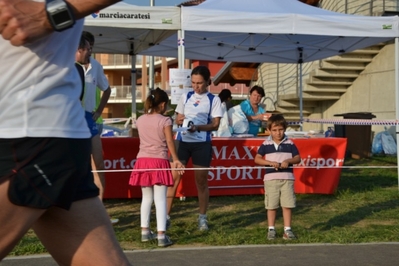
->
[140, 0, 399, 63]
[84, 2, 180, 55]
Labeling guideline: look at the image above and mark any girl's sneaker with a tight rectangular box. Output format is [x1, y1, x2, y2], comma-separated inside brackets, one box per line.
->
[158, 235, 173, 247]
[141, 231, 157, 242]
[166, 217, 171, 229]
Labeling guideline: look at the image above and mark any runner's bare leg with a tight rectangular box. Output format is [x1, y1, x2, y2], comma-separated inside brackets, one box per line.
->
[0, 180, 46, 260]
[32, 197, 131, 266]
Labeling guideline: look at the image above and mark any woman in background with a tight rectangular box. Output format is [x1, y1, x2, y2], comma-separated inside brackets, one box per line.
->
[240, 86, 271, 136]
[219, 89, 233, 111]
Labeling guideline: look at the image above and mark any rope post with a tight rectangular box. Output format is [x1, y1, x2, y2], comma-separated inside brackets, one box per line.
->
[395, 38, 399, 192]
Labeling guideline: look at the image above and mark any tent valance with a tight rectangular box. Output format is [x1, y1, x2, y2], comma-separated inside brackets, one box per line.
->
[84, 2, 180, 55]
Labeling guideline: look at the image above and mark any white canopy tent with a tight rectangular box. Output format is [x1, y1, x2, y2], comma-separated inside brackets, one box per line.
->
[140, 0, 399, 126]
[140, 0, 399, 63]
[139, 0, 399, 187]
[84, 2, 180, 122]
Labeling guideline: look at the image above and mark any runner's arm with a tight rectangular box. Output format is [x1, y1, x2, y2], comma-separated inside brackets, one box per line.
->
[0, 0, 121, 46]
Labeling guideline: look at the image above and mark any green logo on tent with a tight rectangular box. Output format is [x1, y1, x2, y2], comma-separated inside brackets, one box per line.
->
[382, 24, 392, 30]
[162, 18, 172, 24]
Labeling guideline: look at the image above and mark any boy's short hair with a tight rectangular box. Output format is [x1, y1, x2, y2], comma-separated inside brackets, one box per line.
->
[267, 114, 287, 130]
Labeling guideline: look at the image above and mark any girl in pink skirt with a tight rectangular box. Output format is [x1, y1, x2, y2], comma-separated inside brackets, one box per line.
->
[129, 88, 184, 247]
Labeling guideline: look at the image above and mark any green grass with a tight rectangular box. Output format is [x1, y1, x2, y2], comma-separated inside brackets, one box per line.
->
[8, 156, 399, 255]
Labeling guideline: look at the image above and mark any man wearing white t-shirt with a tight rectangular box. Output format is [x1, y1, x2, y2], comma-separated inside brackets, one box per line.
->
[79, 33, 111, 201]
[80, 30, 119, 224]
[0, 0, 130, 264]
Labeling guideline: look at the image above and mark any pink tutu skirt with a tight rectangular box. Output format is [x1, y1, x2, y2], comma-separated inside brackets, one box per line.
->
[129, 157, 174, 187]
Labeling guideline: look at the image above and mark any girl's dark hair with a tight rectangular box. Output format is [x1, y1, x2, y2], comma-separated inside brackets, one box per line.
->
[250, 85, 265, 98]
[267, 114, 288, 130]
[191, 65, 211, 83]
[219, 89, 232, 103]
[144, 88, 169, 114]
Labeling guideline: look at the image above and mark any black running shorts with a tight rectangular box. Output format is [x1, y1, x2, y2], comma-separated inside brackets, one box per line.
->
[0, 138, 99, 210]
[177, 141, 213, 167]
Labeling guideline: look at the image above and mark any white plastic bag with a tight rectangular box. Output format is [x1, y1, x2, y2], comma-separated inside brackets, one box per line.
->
[227, 105, 249, 134]
[371, 131, 384, 154]
[381, 131, 397, 155]
[372, 130, 397, 155]
[213, 103, 232, 137]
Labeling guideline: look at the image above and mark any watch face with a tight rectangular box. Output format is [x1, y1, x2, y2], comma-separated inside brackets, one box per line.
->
[53, 10, 71, 25]
[46, 0, 75, 31]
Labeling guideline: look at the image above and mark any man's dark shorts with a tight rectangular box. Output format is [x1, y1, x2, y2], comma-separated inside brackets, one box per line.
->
[0, 137, 99, 210]
[177, 141, 213, 167]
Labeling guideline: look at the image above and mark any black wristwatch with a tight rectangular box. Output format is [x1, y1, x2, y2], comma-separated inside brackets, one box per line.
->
[45, 0, 75, 32]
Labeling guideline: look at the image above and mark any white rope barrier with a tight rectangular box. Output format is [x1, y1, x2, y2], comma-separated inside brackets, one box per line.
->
[93, 165, 397, 173]
[304, 118, 399, 126]
[287, 118, 399, 126]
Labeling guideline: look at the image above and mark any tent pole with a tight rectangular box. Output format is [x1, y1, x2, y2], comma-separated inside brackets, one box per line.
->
[131, 54, 137, 130]
[182, 30, 185, 69]
[298, 47, 304, 131]
[149, 0, 155, 89]
[149, 57, 154, 89]
[178, 30, 182, 69]
[178, 30, 185, 69]
[299, 63, 303, 131]
[395, 38, 399, 192]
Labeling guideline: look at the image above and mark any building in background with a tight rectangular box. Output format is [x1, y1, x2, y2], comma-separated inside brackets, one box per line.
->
[95, 54, 251, 118]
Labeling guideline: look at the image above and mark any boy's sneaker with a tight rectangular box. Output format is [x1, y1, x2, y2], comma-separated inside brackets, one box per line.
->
[198, 215, 208, 231]
[283, 229, 296, 240]
[141, 231, 157, 242]
[267, 229, 277, 240]
[158, 235, 173, 247]
[166, 217, 171, 230]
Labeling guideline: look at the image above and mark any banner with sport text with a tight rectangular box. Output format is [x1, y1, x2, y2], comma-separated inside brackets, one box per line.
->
[101, 137, 347, 198]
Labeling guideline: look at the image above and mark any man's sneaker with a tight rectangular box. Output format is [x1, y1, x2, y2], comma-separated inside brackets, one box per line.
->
[198, 216, 208, 231]
[141, 231, 157, 242]
[158, 235, 173, 247]
[267, 229, 277, 240]
[283, 229, 296, 240]
[110, 218, 119, 225]
[166, 217, 171, 230]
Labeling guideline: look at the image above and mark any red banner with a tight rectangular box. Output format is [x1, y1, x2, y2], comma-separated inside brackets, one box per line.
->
[101, 137, 347, 198]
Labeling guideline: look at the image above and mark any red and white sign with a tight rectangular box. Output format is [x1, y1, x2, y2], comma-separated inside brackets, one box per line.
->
[101, 137, 347, 198]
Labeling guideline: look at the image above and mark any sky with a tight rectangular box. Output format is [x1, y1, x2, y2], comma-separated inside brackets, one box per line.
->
[125, 0, 184, 6]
